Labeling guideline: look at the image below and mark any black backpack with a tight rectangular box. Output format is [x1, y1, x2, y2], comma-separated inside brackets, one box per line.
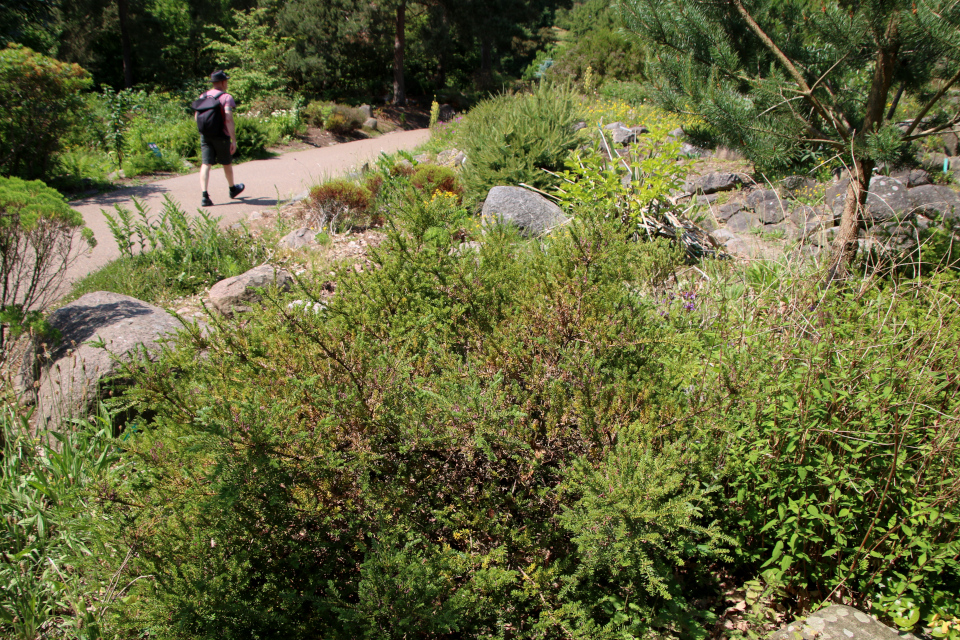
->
[191, 91, 225, 137]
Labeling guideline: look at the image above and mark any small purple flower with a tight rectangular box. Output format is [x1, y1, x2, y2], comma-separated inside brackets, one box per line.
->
[683, 301, 695, 312]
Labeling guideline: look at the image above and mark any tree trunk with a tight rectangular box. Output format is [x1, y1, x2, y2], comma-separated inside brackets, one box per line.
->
[480, 35, 492, 79]
[826, 17, 899, 280]
[117, 0, 134, 88]
[827, 156, 873, 282]
[392, 2, 406, 106]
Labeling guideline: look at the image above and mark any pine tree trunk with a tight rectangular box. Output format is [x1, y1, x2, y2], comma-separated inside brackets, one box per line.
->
[117, 0, 134, 88]
[827, 157, 873, 281]
[392, 2, 406, 106]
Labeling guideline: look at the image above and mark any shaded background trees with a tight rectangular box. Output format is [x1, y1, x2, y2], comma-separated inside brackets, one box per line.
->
[1, 0, 572, 100]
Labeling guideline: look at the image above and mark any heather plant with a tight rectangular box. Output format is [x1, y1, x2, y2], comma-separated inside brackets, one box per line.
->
[460, 83, 583, 204]
[306, 179, 379, 232]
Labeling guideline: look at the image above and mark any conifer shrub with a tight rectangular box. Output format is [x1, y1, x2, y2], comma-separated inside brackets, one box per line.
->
[108, 182, 733, 639]
[460, 84, 583, 205]
[410, 164, 462, 197]
[307, 179, 379, 231]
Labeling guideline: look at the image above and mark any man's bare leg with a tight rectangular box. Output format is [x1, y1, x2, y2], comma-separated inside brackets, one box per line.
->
[223, 164, 235, 188]
[200, 164, 211, 192]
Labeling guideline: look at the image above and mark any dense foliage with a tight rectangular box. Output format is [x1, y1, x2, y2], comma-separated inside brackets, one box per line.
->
[461, 83, 583, 203]
[0, 44, 91, 180]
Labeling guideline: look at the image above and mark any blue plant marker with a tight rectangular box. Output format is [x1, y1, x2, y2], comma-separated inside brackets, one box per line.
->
[944, 157, 950, 174]
[148, 143, 162, 158]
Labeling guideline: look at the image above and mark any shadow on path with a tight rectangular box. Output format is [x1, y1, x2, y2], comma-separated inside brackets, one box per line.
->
[70, 183, 170, 208]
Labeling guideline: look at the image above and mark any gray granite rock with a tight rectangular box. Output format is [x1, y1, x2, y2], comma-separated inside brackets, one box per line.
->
[726, 210, 762, 232]
[686, 172, 743, 195]
[358, 104, 373, 119]
[279, 227, 321, 251]
[891, 168, 931, 188]
[482, 186, 569, 237]
[29, 292, 183, 428]
[907, 184, 960, 220]
[827, 177, 911, 222]
[769, 605, 917, 640]
[717, 202, 744, 222]
[208, 264, 293, 316]
[612, 126, 637, 145]
[437, 149, 466, 167]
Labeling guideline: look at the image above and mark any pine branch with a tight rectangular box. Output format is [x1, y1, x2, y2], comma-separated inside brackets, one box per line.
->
[730, 0, 853, 142]
[904, 66, 960, 136]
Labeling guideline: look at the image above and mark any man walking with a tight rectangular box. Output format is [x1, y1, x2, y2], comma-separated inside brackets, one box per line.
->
[193, 70, 244, 207]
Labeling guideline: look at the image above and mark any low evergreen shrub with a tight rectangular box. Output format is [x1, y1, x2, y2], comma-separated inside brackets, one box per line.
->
[460, 84, 583, 205]
[410, 164, 461, 197]
[307, 179, 379, 231]
[109, 184, 720, 639]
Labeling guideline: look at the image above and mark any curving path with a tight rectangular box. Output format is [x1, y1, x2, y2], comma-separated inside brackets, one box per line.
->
[66, 128, 431, 284]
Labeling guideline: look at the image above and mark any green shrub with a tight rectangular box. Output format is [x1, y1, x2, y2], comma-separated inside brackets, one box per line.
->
[0, 177, 94, 348]
[306, 179, 378, 231]
[233, 116, 271, 161]
[461, 84, 583, 204]
[704, 269, 960, 632]
[0, 44, 92, 180]
[324, 104, 363, 134]
[410, 164, 462, 197]
[302, 100, 332, 127]
[109, 184, 708, 639]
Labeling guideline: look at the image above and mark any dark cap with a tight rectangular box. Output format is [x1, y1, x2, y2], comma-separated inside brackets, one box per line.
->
[210, 70, 229, 82]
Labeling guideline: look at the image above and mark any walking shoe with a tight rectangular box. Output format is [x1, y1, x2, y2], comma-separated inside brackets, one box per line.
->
[201, 192, 213, 207]
[229, 183, 245, 199]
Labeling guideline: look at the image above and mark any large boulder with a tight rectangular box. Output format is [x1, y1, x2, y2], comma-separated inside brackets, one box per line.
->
[907, 184, 960, 220]
[769, 605, 917, 640]
[746, 189, 787, 224]
[28, 292, 183, 428]
[437, 148, 466, 167]
[481, 186, 570, 237]
[726, 210, 762, 233]
[208, 264, 293, 316]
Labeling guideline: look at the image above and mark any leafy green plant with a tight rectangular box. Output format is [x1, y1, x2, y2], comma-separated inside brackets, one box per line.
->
[233, 116, 271, 161]
[716, 274, 960, 620]
[0, 44, 92, 180]
[460, 83, 583, 204]
[302, 100, 332, 128]
[0, 404, 126, 639]
[84, 196, 265, 303]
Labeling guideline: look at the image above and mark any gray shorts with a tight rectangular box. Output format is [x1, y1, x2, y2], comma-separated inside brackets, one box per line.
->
[200, 135, 232, 166]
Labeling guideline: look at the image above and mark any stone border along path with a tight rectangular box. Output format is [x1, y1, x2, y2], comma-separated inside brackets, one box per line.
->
[64, 128, 432, 289]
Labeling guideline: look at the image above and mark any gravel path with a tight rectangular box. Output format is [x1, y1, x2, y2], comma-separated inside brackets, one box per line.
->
[66, 128, 431, 285]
